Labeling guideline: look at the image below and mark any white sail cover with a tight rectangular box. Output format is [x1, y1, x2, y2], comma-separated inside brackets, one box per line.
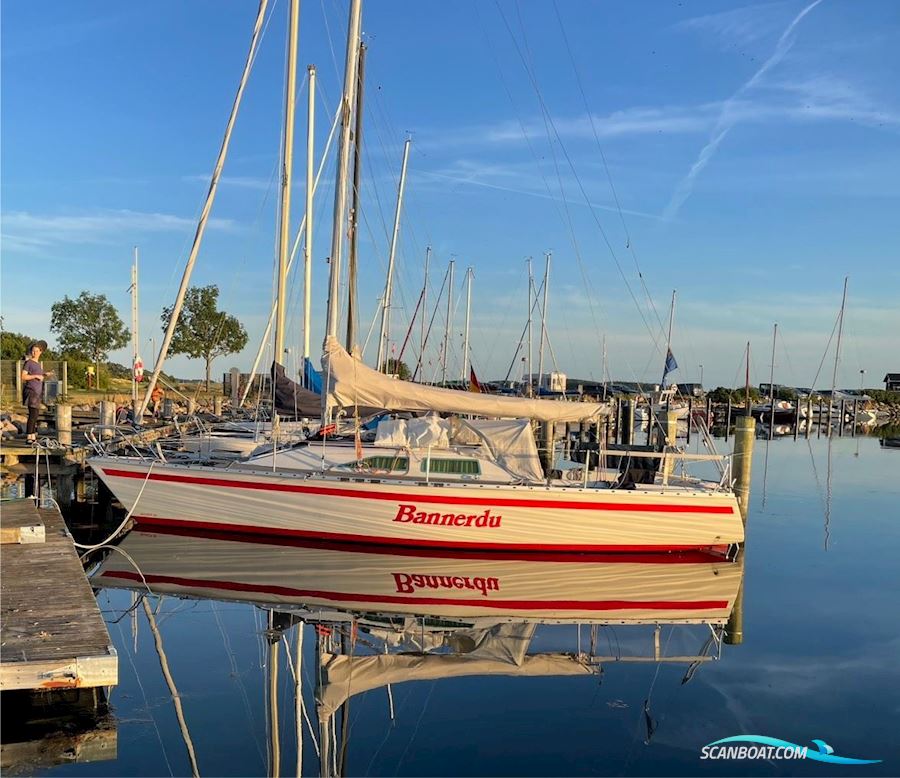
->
[323, 337, 608, 423]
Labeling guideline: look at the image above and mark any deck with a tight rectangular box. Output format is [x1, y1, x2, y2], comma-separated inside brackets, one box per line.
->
[0, 498, 117, 691]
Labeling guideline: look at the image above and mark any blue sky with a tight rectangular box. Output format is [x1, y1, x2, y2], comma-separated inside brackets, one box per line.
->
[2, 0, 898, 389]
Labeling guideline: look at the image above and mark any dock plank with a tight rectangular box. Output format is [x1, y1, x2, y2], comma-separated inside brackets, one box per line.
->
[0, 499, 45, 544]
[0, 501, 117, 691]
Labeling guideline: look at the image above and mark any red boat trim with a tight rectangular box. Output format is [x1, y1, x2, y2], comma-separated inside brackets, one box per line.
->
[100, 570, 730, 611]
[126, 525, 731, 563]
[132, 515, 728, 554]
[101, 467, 735, 514]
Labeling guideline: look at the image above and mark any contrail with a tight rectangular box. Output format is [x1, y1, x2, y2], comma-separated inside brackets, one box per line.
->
[663, 0, 824, 221]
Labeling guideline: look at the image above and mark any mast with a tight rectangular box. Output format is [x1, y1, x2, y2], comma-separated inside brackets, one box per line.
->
[325, 0, 363, 342]
[274, 0, 301, 365]
[346, 43, 367, 352]
[537, 252, 551, 391]
[744, 341, 751, 417]
[441, 259, 455, 384]
[661, 289, 676, 387]
[768, 322, 777, 437]
[303, 65, 316, 366]
[526, 257, 533, 395]
[377, 136, 412, 372]
[138, 0, 269, 418]
[130, 247, 139, 405]
[462, 266, 473, 382]
[829, 276, 849, 407]
[419, 246, 430, 376]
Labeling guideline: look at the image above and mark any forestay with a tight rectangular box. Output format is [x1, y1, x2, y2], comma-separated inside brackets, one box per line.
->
[322, 337, 608, 423]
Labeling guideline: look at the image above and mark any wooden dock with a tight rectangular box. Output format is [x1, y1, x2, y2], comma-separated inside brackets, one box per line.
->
[0, 498, 117, 691]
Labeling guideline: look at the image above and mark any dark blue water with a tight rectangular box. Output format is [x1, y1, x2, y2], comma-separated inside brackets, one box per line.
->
[17, 435, 900, 776]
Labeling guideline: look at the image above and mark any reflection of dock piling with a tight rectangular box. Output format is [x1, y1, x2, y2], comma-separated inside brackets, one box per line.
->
[732, 415, 756, 522]
[724, 579, 744, 645]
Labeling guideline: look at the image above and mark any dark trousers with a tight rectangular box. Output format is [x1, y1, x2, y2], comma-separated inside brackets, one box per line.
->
[26, 406, 40, 436]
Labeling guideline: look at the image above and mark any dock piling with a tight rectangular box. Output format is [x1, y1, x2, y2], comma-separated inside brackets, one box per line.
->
[99, 401, 115, 440]
[56, 404, 72, 447]
[732, 415, 756, 522]
[214, 396, 224, 416]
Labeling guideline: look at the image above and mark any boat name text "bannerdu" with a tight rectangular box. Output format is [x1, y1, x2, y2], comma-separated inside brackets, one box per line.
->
[393, 504, 502, 527]
[392, 572, 500, 596]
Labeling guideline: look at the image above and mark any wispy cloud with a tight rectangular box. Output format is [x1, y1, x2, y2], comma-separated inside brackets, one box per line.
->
[675, 2, 791, 47]
[663, 0, 825, 220]
[1, 209, 239, 255]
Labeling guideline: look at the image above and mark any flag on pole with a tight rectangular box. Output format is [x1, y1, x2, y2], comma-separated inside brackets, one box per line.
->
[469, 366, 483, 393]
[662, 349, 678, 384]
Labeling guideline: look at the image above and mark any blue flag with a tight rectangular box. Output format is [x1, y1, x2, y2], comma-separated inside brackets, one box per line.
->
[662, 349, 678, 385]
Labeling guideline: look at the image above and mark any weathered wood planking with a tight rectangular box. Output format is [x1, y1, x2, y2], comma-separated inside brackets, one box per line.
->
[0, 499, 45, 544]
[0, 501, 117, 691]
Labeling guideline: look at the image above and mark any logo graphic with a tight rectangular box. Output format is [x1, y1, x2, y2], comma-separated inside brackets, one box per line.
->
[701, 736, 881, 765]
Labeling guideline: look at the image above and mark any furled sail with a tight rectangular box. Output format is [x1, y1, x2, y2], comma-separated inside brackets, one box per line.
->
[322, 337, 608, 423]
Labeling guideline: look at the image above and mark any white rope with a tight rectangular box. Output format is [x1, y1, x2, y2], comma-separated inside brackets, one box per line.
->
[73, 462, 156, 550]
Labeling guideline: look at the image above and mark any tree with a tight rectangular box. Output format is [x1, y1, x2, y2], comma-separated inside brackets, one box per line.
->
[380, 358, 410, 380]
[50, 292, 129, 385]
[1, 331, 58, 360]
[161, 285, 248, 390]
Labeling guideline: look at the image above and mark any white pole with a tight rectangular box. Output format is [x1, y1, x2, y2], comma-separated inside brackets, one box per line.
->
[377, 137, 412, 372]
[274, 0, 300, 365]
[537, 252, 551, 391]
[526, 257, 533, 394]
[462, 267, 473, 382]
[830, 277, 849, 397]
[303, 65, 316, 364]
[131, 247, 139, 405]
[441, 260, 454, 384]
[325, 0, 363, 342]
[239, 103, 341, 408]
[420, 246, 430, 374]
[662, 289, 676, 387]
[139, 0, 269, 418]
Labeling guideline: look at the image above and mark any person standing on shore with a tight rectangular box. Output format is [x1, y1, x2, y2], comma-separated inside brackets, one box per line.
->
[20, 340, 53, 443]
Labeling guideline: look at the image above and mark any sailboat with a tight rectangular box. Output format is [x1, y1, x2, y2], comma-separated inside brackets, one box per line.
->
[88, 0, 744, 555]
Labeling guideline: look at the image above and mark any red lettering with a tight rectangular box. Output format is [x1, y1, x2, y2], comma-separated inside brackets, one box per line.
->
[394, 504, 416, 522]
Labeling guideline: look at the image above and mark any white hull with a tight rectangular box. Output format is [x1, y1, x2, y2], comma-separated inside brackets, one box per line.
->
[94, 528, 743, 623]
[90, 458, 743, 553]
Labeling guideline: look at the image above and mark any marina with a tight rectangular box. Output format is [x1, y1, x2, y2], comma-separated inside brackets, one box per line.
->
[3, 0, 899, 775]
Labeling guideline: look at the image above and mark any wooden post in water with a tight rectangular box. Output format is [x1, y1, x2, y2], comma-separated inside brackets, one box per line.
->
[817, 399, 823, 438]
[56, 403, 72, 447]
[793, 402, 800, 440]
[229, 367, 241, 407]
[725, 398, 732, 441]
[732, 415, 756, 523]
[839, 399, 846, 437]
[99, 401, 115, 440]
[851, 398, 858, 437]
[622, 400, 634, 446]
[705, 395, 711, 426]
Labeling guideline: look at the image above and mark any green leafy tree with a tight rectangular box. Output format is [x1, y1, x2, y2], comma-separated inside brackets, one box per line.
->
[161, 285, 248, 390]
[380, 358, 410, 380]
[50, 292, 129, 386]
[1, 331, 58, 360]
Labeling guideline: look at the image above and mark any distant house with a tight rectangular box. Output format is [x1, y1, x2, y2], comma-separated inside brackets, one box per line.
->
[885, 373, 900, 391]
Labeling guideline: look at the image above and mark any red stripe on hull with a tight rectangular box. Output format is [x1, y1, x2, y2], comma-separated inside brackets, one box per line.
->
[133, 515, 730, 556]
[101, 467, 734, 514]
[101, 570, 729, 611]
[128, 524, 731, 563]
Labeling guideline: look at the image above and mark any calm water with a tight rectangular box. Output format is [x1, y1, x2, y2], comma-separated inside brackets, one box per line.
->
[13, 435, 900, 776]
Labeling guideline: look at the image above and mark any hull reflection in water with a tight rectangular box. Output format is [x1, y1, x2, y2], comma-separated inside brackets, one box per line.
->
[94, 527, 743, 623]
[92, 526, 745, 776]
